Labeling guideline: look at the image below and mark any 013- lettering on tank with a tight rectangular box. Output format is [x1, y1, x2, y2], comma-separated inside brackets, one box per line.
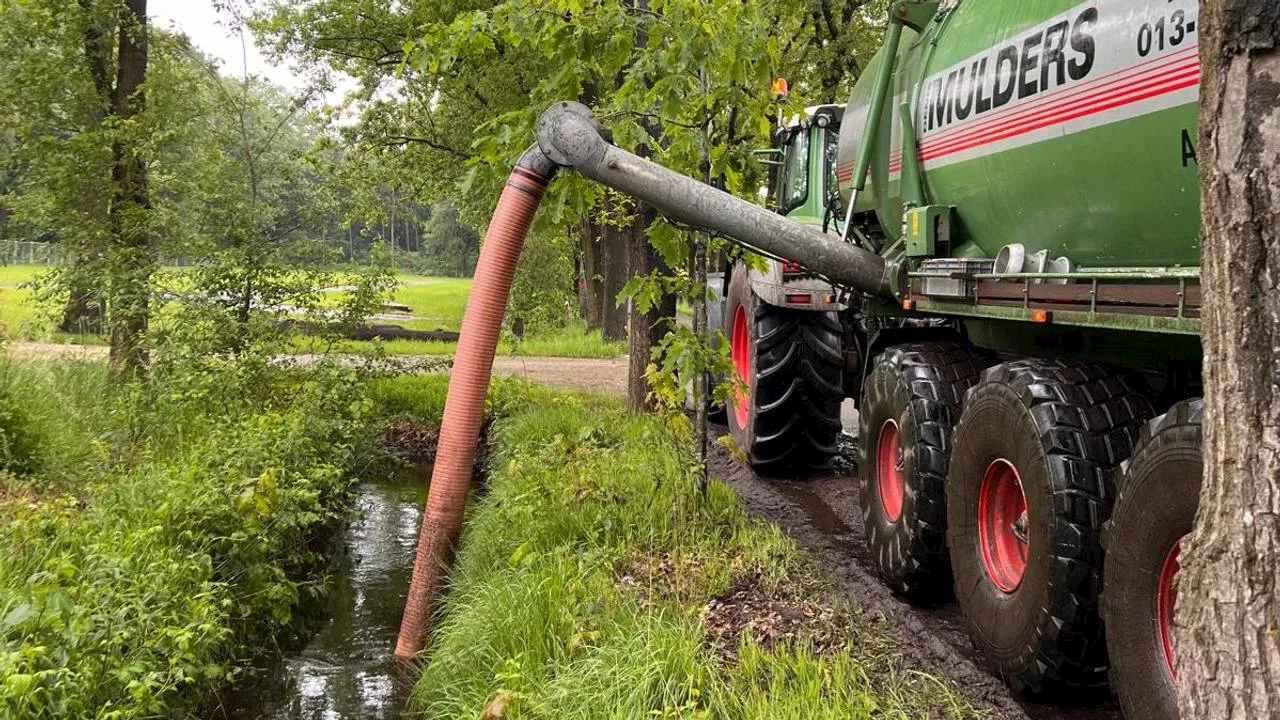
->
[885, 0, 1200, 177]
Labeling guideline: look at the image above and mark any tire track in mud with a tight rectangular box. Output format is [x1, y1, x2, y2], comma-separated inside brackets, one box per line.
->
[708, 432, 1124, 720]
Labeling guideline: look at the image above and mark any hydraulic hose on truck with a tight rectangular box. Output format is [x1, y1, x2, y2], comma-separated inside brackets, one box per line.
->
[396, 101, 898, 660]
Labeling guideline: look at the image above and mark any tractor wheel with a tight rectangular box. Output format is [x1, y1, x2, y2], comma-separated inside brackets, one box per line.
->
[946, 360, 1153, 694]
[859, 342, 991, 598]
[1103, 399, 1202, 720]
[724, 266, 842, 476]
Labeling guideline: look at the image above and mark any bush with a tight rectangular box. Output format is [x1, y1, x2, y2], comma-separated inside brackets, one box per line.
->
[0, 360, 381, 718]
[0, 379, 41, 475]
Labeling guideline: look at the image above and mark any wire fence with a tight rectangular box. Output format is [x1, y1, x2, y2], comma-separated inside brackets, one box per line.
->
[0, 242, 205, 267]
[0, 241, 66, 266]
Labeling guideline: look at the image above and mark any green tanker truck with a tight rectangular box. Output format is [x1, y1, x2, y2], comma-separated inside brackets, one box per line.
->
[501, 0, 1204, 716]
[715, 1, 1201, 716]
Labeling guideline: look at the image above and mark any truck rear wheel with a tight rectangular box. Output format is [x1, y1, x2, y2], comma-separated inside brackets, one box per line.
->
[1103, 399, 1202, 720]
[724, 266, 842, 476]
[946, 360, 1152, 693]
[859, 342, 990, 598]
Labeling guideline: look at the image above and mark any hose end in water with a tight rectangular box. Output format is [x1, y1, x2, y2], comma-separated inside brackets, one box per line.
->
[395, 156, 555, 662]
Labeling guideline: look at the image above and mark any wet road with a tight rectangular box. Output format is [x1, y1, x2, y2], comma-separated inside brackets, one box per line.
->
[709, 427, 1124, 720]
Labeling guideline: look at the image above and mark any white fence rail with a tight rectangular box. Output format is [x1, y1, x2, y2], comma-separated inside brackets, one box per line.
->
[0, 241, 66, 266]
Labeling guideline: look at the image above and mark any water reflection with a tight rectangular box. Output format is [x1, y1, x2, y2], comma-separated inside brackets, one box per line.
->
[219, 469, 429, 720]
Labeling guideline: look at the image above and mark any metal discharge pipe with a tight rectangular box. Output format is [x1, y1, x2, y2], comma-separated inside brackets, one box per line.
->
[398, 102, 898, 659]
[535, 103, 896, 299]
[395, 149, 556, 661]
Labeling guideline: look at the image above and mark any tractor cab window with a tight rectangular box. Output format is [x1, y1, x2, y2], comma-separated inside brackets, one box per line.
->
[824, 128, 840, 198]
[777, 126, 809, 214]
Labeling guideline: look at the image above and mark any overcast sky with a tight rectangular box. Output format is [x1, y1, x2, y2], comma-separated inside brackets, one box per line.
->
[150, 0, 315, 94]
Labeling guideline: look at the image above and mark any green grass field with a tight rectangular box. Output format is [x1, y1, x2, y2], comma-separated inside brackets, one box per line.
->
[0, 267, 624, 358]
[387, 276, 473, 331]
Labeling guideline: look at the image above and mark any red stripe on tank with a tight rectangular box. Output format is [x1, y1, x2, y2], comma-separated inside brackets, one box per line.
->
[883, 65, 1200, 173]
[918, 46, 1198, 148]
[916, 71, 1200, 164]
[916, 61, 1200, 160]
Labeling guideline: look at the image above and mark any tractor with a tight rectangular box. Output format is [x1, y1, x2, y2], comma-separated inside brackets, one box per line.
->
[710, 1, 1204, 715]
[503, 1, 1205, 716]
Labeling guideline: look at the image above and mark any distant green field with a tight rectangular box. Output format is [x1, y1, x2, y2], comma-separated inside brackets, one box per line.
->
[0, 267, 624, 358]
[0, 265, 56, 340]
[391, 276, 473, 332]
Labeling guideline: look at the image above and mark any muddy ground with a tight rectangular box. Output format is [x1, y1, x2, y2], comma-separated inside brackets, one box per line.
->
[708, 431, 1124, 720]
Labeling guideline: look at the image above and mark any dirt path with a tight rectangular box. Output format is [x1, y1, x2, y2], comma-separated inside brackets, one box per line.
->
[8, 342, 109, 361]
[490, 356, 627, 394]
[708, 432, 1124, 720]
[7, 342, 629, 395]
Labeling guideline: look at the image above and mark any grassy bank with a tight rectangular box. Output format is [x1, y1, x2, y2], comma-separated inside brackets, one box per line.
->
[407, 382, 983, 719]
[0, 359, 385, 718]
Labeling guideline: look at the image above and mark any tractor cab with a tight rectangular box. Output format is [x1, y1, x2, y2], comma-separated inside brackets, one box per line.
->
[761, 104, 845, 232]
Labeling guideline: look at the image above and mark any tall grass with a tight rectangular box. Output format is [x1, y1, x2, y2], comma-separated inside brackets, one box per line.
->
[411, 395, 984, 719]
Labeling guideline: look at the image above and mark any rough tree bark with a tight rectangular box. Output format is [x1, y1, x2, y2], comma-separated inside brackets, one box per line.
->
[107, 0, 151, 375]
[624, 0, 677, 410]
[577, 217, 605, 329]
[576, 208, 630, 341]
[1177, 2, 1280, 717]
[597, 203, 630, 342]
[626, 212, 652, 409]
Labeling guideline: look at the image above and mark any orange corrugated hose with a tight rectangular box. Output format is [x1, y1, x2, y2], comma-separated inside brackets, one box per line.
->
[395, 162, 552, 661]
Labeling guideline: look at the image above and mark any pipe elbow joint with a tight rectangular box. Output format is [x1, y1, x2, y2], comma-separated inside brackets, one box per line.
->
[536, 101, 608, 171]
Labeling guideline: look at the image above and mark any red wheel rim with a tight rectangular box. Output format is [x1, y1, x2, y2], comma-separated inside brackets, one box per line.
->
[731, 306, 751, 428]
[1158, 540, 1182, 681]
[977, 459, 1029, 593]
[876, 420, 905, 522]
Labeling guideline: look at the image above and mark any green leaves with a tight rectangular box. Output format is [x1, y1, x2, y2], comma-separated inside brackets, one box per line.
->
[0, 358, 382, 719]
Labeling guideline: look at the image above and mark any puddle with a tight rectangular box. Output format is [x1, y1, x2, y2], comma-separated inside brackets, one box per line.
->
[214, 467, 430, 720]
[775, 482, 853, 536]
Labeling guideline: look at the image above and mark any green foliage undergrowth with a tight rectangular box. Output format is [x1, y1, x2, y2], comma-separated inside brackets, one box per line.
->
[412, 396, 985, 719]
[0, 359, 382, 718]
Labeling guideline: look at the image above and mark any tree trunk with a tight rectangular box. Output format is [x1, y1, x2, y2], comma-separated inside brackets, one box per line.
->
[59, 262, 105, 335]
[625, 211, 674, 410]
[107, 0, 151, 376]
[627, 214, 651, 409]
[577, 218, 604, 329]
[692, 68, 712, 492]
[624, 0, 678, 410]
[1177, 3, 1280, 718]
[599, 221, 629, 341]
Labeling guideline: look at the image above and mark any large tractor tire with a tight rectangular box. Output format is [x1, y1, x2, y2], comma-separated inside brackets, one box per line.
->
[946, 360, 1153, 694]
[859, 342, 991, 598]
[1103, 399, 1202, 720]
[724, 266, 842, 476]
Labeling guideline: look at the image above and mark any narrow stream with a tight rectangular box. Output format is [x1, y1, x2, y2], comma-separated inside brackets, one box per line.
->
[219, 467, 429, 719]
